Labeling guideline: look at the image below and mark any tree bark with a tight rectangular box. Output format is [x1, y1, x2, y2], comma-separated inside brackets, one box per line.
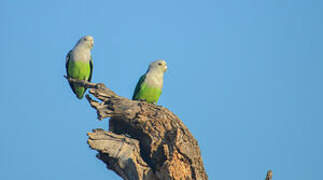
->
[66, 77, 208, 180]
[265, 170, 272, 180]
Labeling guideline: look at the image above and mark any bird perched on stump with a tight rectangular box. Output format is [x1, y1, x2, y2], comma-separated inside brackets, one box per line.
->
[65, 35, 94, 99]
[132, 60, 167, 104]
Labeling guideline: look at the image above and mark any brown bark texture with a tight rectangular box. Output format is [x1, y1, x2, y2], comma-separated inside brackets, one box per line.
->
[66, 77, 208, 180]
[265, 170, 272, 180]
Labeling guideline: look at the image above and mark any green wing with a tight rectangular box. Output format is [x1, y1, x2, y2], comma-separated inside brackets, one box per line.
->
[65, 50, 72, 76]
[65, 50, 78, 96]
[132, 74, 146, 100]
[88, 56, 93, 82]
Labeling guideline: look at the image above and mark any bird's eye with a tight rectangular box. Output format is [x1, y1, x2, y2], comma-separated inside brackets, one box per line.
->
[158, 63, 162, 66]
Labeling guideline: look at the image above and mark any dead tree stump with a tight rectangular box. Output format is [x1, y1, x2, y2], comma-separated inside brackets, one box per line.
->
[66, 77, 208, 180]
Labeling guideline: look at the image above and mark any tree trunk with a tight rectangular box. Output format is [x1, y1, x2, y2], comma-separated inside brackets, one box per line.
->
[66, 78, 273, 180]
[67, 77, 208, 180]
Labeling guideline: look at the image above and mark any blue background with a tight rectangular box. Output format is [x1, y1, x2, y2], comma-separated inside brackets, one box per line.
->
[1, 0, 322, 179]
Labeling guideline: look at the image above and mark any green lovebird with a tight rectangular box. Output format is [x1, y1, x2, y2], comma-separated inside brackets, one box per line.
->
[65, 35, 94, 99]
[132, 60, 167, 104]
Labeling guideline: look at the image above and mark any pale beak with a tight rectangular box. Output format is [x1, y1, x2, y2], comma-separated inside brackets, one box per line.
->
[164, 65, 168, 72]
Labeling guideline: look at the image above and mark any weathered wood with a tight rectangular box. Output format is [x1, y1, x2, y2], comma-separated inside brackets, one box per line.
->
[88, 129, 156, 180]
[265, 170, 272, 180]
[66, 77, 208, 180]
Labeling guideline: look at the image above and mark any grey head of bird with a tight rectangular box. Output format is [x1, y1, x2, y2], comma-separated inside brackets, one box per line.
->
[148, 59, 167, 73]
[76, 35, 94, 49]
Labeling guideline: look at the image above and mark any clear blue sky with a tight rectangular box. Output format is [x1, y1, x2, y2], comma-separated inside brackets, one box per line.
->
[1, 0, 322, 179]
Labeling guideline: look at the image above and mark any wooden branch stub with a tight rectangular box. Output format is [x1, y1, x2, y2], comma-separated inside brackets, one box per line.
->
[64, 75, 97, 89]
[265, 170, 272, 180]
[75, 78, 208, 180]
[88, 129, 156, 180]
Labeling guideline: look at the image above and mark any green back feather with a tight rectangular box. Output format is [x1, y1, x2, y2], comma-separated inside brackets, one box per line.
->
[132, 74, 146, 100]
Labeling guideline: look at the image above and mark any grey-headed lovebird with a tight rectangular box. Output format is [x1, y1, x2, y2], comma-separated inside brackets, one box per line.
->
[65, 35, 94, 99]
[132, 60, 167, 104]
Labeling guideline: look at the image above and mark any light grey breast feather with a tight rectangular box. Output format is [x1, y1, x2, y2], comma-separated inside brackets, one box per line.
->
[144, 70, 164, 89]
[70, 44, 91, 62]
